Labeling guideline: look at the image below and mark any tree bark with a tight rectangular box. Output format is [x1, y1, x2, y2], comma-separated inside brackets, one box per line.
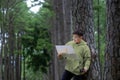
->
[103, 0, 120, 80]
[72, 0, 101, 80]
[51, 0, 72, 80]
[63, 0, 72, 42]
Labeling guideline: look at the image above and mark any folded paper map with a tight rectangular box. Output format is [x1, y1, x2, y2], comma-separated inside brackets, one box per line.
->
[55, 45, 75, 54]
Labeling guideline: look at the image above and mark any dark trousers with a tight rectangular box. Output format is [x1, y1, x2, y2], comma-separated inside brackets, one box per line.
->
[62, 70, 86, 80]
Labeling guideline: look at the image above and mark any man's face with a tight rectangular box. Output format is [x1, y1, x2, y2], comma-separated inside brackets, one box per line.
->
[73, 34, 82, 44]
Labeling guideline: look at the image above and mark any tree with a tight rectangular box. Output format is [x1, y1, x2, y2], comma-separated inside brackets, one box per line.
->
[51, 0, 65, 79]
[21, 2, 54, 80]
[72, 0, 101, 80]
[51, 0, 72, 80]
[0, 0, 55, 80]
[0, 0, 27, 80]
[103, 0, 120, 80]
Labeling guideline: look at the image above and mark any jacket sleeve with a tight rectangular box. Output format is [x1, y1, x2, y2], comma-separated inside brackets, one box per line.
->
[83, 46, 91, 70]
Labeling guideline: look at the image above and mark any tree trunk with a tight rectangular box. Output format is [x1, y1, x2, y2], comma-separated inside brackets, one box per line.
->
[103, 0, 120, 80]
[72, 0, 101, 80]
[51, 0, 72, 80]
[8, 13, 15, 80]
[63, 0, 72, 42]
[16, 33, 22, 80]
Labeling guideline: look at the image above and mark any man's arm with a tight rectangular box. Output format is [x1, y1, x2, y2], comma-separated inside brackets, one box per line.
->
[83, 46, 91, 72]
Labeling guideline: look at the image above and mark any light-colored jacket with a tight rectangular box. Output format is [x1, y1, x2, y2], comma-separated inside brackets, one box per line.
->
[63, 40, 91, 75]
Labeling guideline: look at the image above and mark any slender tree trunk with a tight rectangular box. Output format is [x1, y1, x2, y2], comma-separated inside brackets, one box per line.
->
[23, 50, 26, 80]
[103, 0, 120, 80]
[0, 1, 8, 79]
[8, 15, 15, 80]
[52, 0, 60, 80]
[0, 3, 5, 80]
[16, 33, 22, 80]
[72, 0, 101, 80]
[4, 43, 9, 80]
[51, 0, 72, 80]
[1, 0, 14, 80]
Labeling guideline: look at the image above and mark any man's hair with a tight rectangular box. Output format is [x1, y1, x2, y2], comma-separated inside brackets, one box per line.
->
[72, 30, 84, 36]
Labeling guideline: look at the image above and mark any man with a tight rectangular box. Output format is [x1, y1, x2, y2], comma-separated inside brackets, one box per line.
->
[58, 30, 91, 80]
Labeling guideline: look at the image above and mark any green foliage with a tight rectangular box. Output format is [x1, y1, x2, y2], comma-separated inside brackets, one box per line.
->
[22, 26, 52, 72]
[25, 68, 43, 80]
[12, 1, 32, 33]
[21, 1, 54, 73]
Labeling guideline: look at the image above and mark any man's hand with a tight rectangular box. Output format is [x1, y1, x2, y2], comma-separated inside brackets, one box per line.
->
[57, 48, 68, 59]
[57, 53, 63, 59]
[83, 67, 87, 73]
[80, 68, 88, 75]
